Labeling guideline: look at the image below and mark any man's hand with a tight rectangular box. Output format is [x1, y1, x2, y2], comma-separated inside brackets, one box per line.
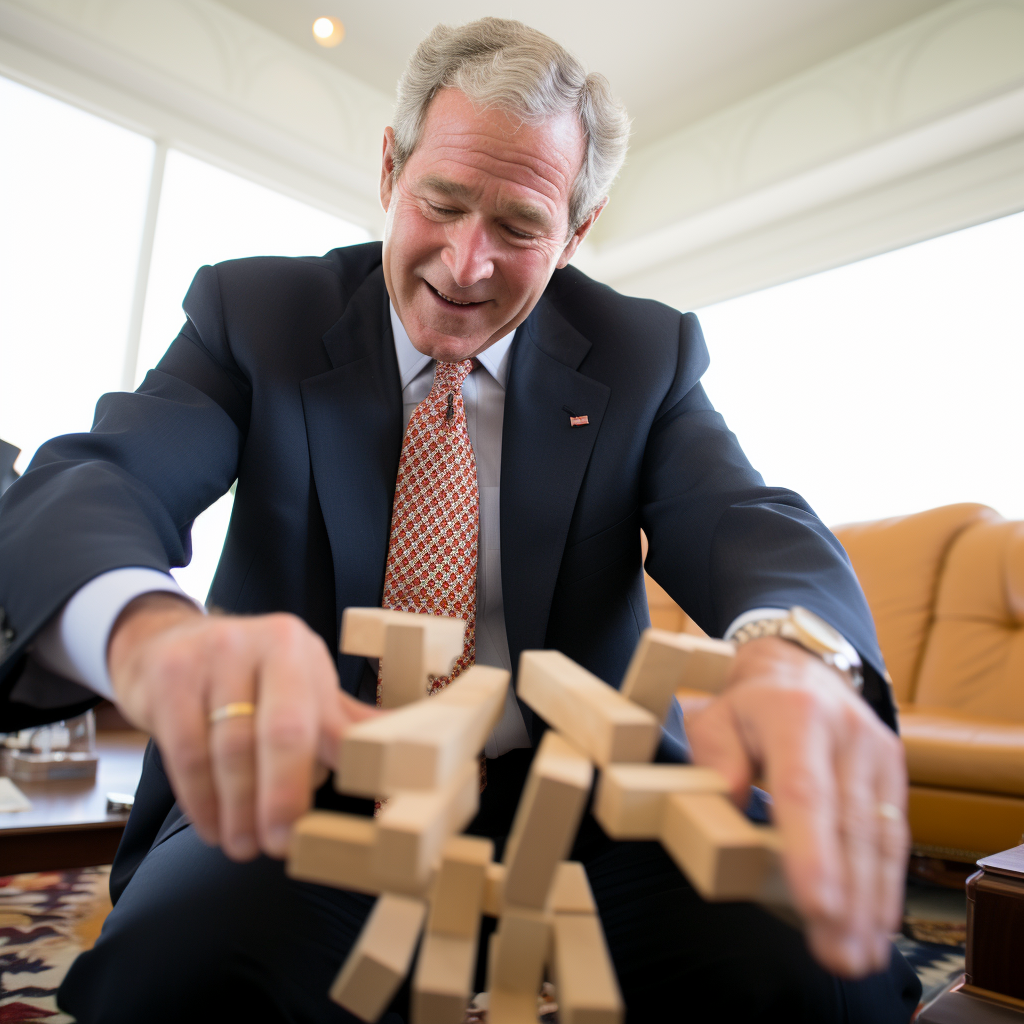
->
[108, 593, 378, 862]
[684, 636, 909, 978]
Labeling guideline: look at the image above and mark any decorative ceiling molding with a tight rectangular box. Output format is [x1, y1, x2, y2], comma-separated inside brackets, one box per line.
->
[0, 0, 393, 230]
[581, 0, 1024, 304]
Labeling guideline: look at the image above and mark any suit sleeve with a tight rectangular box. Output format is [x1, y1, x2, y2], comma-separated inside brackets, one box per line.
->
[0, 265, 250, 729]
[640, 313, 897, 730]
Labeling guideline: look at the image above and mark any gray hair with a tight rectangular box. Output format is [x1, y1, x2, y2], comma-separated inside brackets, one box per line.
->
[392, 18, 631, 235]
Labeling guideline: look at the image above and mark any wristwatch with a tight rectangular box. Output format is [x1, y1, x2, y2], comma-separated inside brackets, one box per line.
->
[731, 606, 864, 693]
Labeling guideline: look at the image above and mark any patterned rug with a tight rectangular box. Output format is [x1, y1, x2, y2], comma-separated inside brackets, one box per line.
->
[0, 867, 965, 1022]
[0, 867, 110, 1022]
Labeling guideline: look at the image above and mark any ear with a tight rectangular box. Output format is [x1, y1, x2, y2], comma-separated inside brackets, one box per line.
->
[380, 127, 397, 213]
[556, 198, 607, 269]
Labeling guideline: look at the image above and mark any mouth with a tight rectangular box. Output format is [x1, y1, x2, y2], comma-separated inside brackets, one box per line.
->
[427, 282, 484, 308]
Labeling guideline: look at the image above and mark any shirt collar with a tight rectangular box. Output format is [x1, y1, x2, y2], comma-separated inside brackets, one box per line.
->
[389, 300, 516, 391]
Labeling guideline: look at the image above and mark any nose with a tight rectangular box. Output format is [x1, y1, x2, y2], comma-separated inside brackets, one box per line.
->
[441, 216, 494, 289]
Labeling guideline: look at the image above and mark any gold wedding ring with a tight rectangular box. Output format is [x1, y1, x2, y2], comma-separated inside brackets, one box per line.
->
[876, 801, 902, 823]
[208, 701, 256, 725]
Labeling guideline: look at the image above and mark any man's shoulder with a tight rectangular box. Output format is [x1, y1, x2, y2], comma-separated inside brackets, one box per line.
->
[206, 241, 383, 307]
[543, 264, 687, 343]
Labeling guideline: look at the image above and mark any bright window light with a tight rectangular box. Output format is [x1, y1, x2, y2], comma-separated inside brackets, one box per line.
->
[697, 209, 1024, 527]
[0, 75, 152, 473]
[137, 148, 371, 600]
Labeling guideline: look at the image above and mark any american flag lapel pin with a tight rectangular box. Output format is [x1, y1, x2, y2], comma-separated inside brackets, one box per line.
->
[564, 406, 589, 427]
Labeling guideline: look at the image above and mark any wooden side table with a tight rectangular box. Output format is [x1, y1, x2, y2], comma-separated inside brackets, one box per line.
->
[0, 731, 148, 875]
[919, 843, 1024, 1022]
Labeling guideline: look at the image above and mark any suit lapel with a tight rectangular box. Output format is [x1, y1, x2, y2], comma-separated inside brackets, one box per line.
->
[501, 295, 611, 713]
[300, 268, 403, 662]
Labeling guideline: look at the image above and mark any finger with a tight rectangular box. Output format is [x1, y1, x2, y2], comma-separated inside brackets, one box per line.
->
[255, 617, 322, 857]
[155, 661, 220, 846]
[762, 695, 844, 932]
[874, 731, 910, 944]
[824, 707, 882, 977]
[207, 631, 260, 862]
[685, 698, 755, 805]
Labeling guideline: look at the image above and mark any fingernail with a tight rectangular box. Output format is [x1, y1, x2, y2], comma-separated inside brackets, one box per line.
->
[266, 826, 291, 855]
[228, 834, 258, 861]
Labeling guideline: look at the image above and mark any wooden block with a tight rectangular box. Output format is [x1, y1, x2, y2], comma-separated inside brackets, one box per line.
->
[411, 931, 477, 1024]
[518, 651, 660, 766]
[381, 620, 429, 707]
[660, 791, 787, 902]
[502, 730, 594, 910]
[551, 912, 624, 1024]
[427, 834, 493, 938]
[488, 905, 550, 994]
[341, 608, 465, 671]
[337, 666, 508, 798]
[286, 811, 379, 895]
[593, 764, 729, 839]
[620, 629, 734, 720]
[374, 758, 480, 893]
[549, 861, 596, 915]
[330, 892, 427, 1021]
[487, 989, 539, 1024]
[482, 861, 505, 917]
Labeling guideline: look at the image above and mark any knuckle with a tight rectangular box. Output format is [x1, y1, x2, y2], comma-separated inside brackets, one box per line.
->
[262, 715, 312, 751]
[166, 735, 210, 779]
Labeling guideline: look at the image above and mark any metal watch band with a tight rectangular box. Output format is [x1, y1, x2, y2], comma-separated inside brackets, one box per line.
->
[732, 615, 864, 693]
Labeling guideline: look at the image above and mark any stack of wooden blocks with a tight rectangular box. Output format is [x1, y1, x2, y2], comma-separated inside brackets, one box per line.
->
[286, 611, 792, 1024]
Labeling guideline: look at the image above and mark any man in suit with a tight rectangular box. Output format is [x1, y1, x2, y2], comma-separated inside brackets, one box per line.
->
[0, 18, 919, 1023]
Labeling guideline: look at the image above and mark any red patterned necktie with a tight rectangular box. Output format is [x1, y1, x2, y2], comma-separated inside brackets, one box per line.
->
[378, 358, 478, 705]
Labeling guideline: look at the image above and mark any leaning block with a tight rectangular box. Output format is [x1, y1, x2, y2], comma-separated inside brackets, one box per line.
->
[411, 931, 477, 1024]
[548, 861, 596, 915]
[286, 812, 379, 895]
[488, 905, 550, 994]
[330, 892, 427, 1021]
[488, 989, 539, 1024]
[374, 758, 480, 893]
[660, 792, 786, 902]
[518, 651, 660, 766]
[501, 730, 594, 910]
[551, 912, 624, 1024]
[427, 834, 493, 938]
[482, 861, 505, 917]
[337, 666, 508, 797]
[620, 629, 735, 720]
[340, 608, 467, 708]
[594, 764, 729, 839]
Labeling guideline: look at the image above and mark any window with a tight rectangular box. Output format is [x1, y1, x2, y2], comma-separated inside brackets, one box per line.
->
[698, 209, 1024, 527]
[0, 75, 370, 601]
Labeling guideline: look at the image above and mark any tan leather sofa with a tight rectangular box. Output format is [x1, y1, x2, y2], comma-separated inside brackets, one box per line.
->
[644, 504, 1024, 860]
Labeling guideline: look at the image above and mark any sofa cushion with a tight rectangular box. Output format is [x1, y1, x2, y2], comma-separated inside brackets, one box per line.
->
[900, 707, 1024, 796]
[833, 504, 997, 704]
[914, 519, 1024, 721]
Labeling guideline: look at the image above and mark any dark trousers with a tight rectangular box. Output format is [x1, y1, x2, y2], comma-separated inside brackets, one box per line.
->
[59, 750, 921, 1024]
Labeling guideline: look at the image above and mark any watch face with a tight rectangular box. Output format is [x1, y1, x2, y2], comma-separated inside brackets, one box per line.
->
[791, 606, 846, 655]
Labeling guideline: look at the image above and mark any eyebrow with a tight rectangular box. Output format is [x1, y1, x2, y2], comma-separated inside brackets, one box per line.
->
[419, 174, 552, 230]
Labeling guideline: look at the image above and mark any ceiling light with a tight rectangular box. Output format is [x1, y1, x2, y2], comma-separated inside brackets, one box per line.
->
[312, 16, 343, 47]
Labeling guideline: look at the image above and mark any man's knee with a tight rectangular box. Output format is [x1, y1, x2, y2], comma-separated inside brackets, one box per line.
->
[59, 826, 374, 1024]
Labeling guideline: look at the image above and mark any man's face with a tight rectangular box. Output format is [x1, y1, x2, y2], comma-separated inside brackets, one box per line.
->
[380, 88, 602, 362]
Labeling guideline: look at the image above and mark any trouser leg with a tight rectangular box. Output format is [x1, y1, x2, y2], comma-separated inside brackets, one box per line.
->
[584, 839, 921, 1024]
[58, 824, 408, 1024]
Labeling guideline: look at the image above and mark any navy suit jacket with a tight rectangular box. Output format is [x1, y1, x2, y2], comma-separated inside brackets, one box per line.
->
[0, 242, 894, 890]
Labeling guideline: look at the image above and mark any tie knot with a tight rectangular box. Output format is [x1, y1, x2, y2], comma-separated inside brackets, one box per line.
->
[432, 359, 474, 395]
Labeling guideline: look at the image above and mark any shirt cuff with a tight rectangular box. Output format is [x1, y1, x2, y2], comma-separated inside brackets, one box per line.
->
[723, 608, 788, 641]
[30, 568, 202, 700]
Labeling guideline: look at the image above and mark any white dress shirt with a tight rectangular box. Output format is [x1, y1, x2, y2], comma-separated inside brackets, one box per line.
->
[28, 299, 788, 753]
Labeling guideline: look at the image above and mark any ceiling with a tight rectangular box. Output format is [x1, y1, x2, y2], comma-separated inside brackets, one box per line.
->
[217, 0, 944, 146]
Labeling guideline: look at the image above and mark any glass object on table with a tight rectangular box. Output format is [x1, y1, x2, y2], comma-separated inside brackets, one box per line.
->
[5, 710, 98, 782]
